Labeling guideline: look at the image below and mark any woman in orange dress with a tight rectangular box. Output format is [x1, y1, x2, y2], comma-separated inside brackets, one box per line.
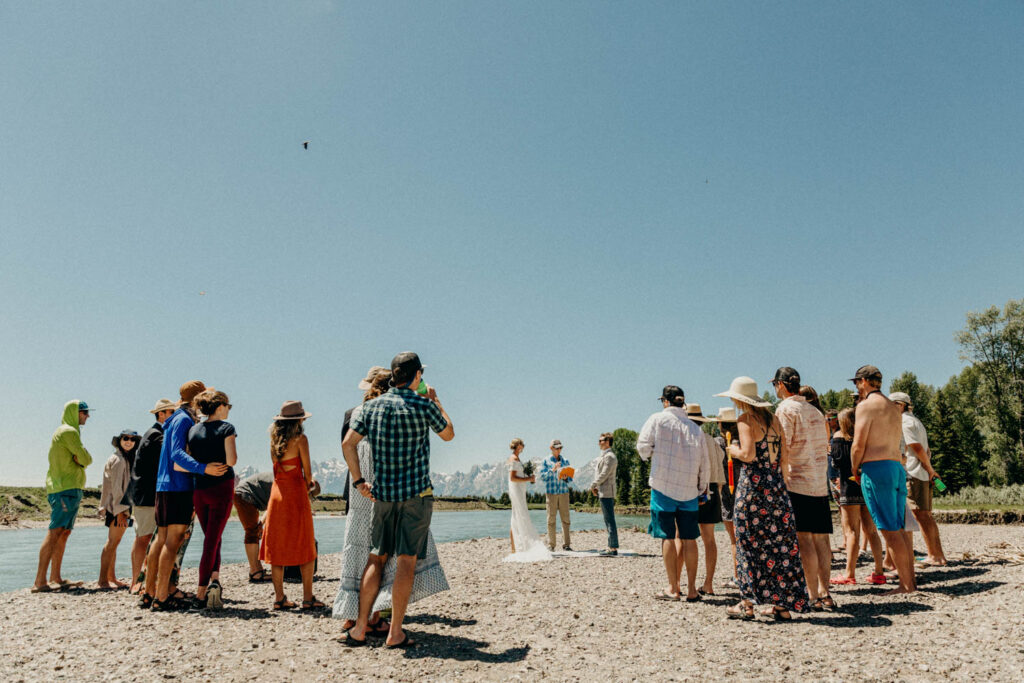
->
[259, 400, 320, 610]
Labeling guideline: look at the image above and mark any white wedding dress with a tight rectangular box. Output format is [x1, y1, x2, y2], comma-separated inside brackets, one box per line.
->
[503, 458, 553, 563]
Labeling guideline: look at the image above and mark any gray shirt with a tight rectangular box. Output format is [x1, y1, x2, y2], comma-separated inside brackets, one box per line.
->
[234, 471, 274, 510]
[592, 449, 617, 499]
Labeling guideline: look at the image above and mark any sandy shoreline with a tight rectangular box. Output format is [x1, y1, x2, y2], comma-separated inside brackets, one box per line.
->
[1, 524, 1022, 681]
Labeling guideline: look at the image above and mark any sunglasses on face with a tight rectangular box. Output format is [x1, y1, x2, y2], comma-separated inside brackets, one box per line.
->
[121, 437, 137, 442]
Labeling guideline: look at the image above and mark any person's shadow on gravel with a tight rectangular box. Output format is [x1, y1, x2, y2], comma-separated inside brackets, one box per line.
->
[797, 600, 932, 628]
[398, 634, 529, 663]
[915, 565, 989, 584]
[404, 613, 477, 628]
[194, 606, 276, 620]
[923, 580, 1004, 597]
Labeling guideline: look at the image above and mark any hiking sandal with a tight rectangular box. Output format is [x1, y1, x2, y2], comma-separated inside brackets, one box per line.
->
[301, 597, 325, 611]
[248, 569, 270, 583]
[137, 593, 154, 609]
[273, 597, 296, 610]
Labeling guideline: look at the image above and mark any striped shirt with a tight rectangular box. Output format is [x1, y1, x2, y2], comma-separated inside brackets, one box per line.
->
[539, 455, 573, 495]
[637, 407, 709, 502]
[350, 387, 448, 502]
[776, 395, 829, 496]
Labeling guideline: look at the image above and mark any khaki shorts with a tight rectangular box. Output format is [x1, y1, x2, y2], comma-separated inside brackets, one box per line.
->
[134, 506, 157, 536]
[370, 495, 433, 559]
[907, 477, 933, 512]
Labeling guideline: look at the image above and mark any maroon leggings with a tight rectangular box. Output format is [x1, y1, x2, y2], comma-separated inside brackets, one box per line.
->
[193, 478, 234, 587]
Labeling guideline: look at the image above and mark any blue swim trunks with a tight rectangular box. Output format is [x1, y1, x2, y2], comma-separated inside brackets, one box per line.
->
[649, 489, 700, 540]
[861, 461, 906, 532]
[48, 489, 83, 530]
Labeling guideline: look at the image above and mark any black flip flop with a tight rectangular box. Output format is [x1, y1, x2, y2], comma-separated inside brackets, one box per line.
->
[385, 633, 416, 649]
[366, 619, 391, 638]
[685, 595, 702, 603]
[340, 630, 368, 647]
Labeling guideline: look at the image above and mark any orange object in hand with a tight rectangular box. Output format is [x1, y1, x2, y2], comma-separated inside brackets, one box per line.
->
[725, 432, 735, 495]
[558, 467, 575, 480]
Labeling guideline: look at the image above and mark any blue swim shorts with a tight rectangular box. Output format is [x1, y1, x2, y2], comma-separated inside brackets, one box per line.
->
[48, 489, 84, 530]
[860, 461, 906, 532]
[648, 489, 700, 540]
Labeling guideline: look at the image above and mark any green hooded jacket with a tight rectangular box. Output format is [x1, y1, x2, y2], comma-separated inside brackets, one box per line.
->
[46, 400, 93, 494]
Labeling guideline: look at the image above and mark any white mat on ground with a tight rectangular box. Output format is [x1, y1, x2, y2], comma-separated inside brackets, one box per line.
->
[550, 549, 639, 558]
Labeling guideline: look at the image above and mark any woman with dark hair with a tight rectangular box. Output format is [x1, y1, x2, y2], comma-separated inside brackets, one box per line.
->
[829, 408, 886, 585]
[261, 401, 320, 610]
[187, 389, 238, 609]
[715, 377, 809, 620]
[98, 430, 139, 589]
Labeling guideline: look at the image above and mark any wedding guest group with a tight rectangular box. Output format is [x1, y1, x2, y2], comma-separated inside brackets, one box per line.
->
[32, 355, 948, 631]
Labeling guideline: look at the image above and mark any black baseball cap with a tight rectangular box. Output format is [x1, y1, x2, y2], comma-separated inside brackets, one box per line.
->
[391, 351, 424, 384]
[849, 365, 882, 382]
[660, 385, 685, 404]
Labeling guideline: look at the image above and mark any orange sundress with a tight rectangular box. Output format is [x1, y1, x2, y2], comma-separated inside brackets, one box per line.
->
[259, 459, 316, 566]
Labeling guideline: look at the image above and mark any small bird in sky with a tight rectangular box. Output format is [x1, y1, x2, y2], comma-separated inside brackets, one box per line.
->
[303, 141, 309, 149]
[705, 178, 709, 184]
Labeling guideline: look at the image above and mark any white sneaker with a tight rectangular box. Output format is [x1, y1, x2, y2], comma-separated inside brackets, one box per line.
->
[206, 581, 223, 610]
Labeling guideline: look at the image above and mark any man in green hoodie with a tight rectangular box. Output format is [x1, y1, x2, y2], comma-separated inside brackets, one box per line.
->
[32, 400, 94, 592]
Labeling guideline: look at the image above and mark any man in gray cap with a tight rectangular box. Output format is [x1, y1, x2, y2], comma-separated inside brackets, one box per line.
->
[890, 392, 947, 566]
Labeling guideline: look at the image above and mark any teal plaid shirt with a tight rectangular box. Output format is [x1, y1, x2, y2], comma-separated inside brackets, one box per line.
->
[350, 387, 448, 502]
[539, 455, 572, 495]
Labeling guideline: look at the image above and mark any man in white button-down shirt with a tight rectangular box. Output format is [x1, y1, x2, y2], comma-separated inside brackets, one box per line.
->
[637, 386, 710, 602]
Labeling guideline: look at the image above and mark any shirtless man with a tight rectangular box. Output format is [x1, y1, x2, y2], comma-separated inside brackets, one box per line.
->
[850, 365, 915, 595]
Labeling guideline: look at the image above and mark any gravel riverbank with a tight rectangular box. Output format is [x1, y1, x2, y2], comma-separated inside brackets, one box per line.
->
[2, 524, 1022, 681]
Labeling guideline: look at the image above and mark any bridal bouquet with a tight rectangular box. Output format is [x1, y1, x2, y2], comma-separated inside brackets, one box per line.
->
[522, 461, 534, 478]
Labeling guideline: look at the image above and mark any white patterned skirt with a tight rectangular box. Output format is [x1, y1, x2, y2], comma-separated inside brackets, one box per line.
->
[331, 443, 449, 620]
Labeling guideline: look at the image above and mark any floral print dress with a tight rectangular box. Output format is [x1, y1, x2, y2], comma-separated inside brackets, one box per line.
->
[734, 427, 810, 612]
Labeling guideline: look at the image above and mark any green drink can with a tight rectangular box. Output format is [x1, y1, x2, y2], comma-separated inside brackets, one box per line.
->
[934, 478, 947, 493]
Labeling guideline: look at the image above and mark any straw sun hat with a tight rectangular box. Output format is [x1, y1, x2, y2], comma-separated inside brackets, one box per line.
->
[714, 376, 772, 408]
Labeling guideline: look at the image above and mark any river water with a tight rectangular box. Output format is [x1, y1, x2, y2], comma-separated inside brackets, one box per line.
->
[0, 509, 649, 593]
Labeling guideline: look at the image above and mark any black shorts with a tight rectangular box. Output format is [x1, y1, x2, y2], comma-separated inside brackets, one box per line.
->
[155, 491, 195, 527]
[698, 484, 723, 524]
[788, 492, 833, 534]
[104, 510, 134, 528]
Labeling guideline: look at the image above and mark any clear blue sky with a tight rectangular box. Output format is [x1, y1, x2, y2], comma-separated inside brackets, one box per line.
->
[2, 2, 1022, 485]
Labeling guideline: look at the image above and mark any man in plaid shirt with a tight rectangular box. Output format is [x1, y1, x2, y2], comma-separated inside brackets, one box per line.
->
[342, 352, 454, 649]
[539, 439, 573, 551]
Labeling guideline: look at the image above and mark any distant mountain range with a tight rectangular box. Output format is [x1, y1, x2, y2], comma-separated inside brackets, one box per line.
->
[237, 456, 600, 497]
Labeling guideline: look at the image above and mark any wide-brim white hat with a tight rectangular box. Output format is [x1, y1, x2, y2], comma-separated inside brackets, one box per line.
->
[714, 376, 772, 408]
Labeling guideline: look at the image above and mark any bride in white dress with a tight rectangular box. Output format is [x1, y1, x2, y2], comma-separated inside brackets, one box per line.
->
[504, 438, 553, 563]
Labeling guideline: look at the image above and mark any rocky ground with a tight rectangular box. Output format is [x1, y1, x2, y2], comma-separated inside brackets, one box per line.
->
[1, 524, 1022, 682]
